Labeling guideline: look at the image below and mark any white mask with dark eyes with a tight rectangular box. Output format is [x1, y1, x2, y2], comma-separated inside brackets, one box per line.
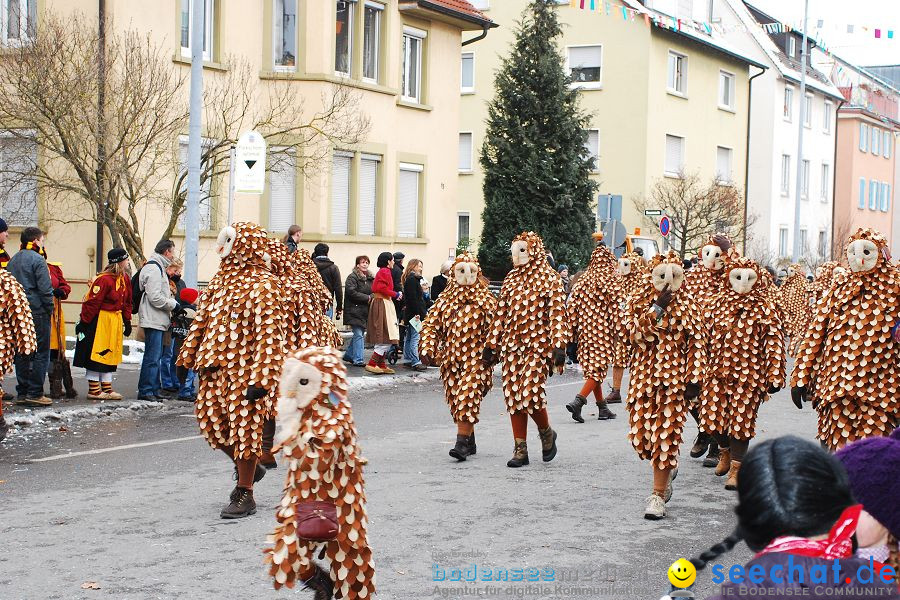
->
[787, 266, 796, 277]
[833, 266, 847, 278]
[729, 268, 758, 294]
[815, 266, 823, 279]
[216, 226, 236, 259]
[846, 239, 879, 273]
[651, 263, 685, 292]
[617, 258, 632, 276]
[511, 240, 530, 267]
[454, 261, 478, 286]
[701, 244, 724, 271]
[274, 359, 324, 447]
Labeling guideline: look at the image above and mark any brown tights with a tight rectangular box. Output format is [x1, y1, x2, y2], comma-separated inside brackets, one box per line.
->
[510, 408, 550, 438]
[219, 444, 258, 489]
[456, 421, 475, 436]
[612, 366, 624, 389]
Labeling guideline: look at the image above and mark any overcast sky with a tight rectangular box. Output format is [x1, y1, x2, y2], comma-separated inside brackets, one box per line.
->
[748, 0, 899, 66]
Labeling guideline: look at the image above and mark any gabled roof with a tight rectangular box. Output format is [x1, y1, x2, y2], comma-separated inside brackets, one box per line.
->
[398, 0, 496, 30]
[733, 0, 844, 100]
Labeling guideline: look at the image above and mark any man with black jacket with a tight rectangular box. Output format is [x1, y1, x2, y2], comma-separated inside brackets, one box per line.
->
[431, 260, 452, 301]
[313, 243, 343, 319]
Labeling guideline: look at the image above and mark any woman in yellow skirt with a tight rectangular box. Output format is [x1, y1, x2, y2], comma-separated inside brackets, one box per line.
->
[73, 249, 133, 400]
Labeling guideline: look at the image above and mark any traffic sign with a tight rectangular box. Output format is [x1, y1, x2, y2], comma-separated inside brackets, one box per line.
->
[234, 130, 267, 195]
[659, 215, 671, 237]
[644, 209, 664, 216]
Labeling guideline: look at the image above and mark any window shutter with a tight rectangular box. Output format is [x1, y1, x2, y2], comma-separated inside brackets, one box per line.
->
[458, 133, 473, 171]
[858, 179, 866, 209]
[869, 180, 877, 210]
[569, 46, 601, 69]
[269, 150, 296, 232]
[585, 130, 599, 169]
[358, 156, 378, 235]
[397, 167, 420, 238]
[330, 153, 351, 235]
[665, 135, 683, 174]
[0, 137, 37, 227]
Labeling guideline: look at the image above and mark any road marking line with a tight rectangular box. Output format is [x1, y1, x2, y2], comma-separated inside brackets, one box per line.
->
[547, 381, 584, 389]
[29, 435, 203, 462]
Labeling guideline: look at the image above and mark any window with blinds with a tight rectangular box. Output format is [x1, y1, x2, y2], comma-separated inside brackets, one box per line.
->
[458, 133, 473, 172]
[268, 149, 295, 233]
[584, 129, 599, 171]
[397, 164, 421, 238]
[568, 45, 602, 85]
[716, 146, 732, 184]
[664, 134, 683, 176]
[358, 154, 379, 235]
[330, 152, 352, 235]
[0, 136, 37, 227]
[177, 140, 213, 231]
[461, 53, 474, 93]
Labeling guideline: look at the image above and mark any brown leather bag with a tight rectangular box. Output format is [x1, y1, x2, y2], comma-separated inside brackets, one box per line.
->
[295, 501, 339, 541]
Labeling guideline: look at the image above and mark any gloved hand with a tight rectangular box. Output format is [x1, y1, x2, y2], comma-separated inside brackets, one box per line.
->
[197, 365, 220, 378]
[767, 384, 781, 395]
[176, 365, 189, 386]
[552, 347, 566, 368]
[246, 385, 267, 401]
[655, 284, 673, 311]
[75, 321, 86, 335]
[52, 288, 66, 299]
[123, 320, 132, 338]
[790, 386, 807, 410]
[684, 382, 700, 399]
[419, 354, 432, 367]
[172, 305, 187, 319]
[712, 234, 732, 253]
[481, 347, 496, 367]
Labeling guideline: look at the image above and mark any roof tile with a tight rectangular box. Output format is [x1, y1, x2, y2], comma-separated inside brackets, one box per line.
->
[425, 0, 490, 22]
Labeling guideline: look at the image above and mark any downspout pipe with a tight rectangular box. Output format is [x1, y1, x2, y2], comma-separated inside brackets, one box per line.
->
[830, 98, 846, 259]
[743, 65, 767, 252]
[462, 25, 489, 46]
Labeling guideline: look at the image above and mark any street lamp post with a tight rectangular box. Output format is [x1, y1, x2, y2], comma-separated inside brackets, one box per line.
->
[791, 0, 810, 262]
[183, 0, 204, 288]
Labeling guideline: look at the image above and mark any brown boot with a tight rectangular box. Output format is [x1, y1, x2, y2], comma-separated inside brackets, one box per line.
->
[715, 448, 732, 476]
[48, 363, 64, 399]
[507, 438, 529, 468]
[725, 460, 741, 490]
[604, 387, 622, 404]
[538, 426, 558, 462]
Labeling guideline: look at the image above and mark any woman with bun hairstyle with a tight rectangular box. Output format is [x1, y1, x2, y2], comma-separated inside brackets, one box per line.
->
[692, 436, 898, 600]
[365, 252, 402, 374]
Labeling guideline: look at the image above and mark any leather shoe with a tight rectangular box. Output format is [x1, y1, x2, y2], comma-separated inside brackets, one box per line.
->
[137, 394, 162, 402]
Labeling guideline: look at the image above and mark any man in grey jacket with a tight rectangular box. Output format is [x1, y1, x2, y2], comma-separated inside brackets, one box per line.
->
[136, 239, 178, 401]
[7, 227, 54, 406]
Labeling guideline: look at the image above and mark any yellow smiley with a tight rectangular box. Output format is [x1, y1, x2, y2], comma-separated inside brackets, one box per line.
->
[667, 558, 696, 588]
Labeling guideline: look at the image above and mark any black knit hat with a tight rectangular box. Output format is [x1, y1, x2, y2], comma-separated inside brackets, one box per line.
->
[377, 252, 393, 268]
[0, 218, 7, 233]
[393, 251, 405, 261]
[107, 248, 128, 264]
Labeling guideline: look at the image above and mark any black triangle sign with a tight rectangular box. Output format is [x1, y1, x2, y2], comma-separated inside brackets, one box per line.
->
[244, 160, 257, 170]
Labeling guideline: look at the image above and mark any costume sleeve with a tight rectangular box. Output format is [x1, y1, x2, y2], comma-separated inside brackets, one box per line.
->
[9, 279, 37, 356]
[56, 266, 72, 299]
[683, 307, 707, 385]
[176, 292, 208, 370]
[418, 304, 442, 360]
[790, 295, 830, 388]
[627, 300, 659, 345]
[764, 317, 787, 387]
[486, 293, 507, 351]
[547, 281, 570, 350]
[249, 279, 286, 390]
[79, 275, 108, 323]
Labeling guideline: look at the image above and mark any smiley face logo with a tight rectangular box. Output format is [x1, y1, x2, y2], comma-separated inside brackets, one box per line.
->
[667, 558, 696, 588]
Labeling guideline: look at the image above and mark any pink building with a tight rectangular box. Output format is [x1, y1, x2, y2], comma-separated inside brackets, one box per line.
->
[833, 108, 897, 248]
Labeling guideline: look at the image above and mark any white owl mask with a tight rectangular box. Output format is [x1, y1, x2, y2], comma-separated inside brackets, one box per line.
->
[274, 357, 324, 448]
[651, 263, 685, 291]
[511, 240, 530, 267]
[617, 258, 632, 276]
[454, 261, 478, 286]
[701, 244, 724, 271]
[216, 226, 236, 259]
[846, 239, 879, 273]
[729, 267, 758, 295]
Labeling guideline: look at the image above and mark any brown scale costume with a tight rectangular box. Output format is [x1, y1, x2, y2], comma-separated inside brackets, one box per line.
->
[419, 252, 497, 448]
[0, 269, 37, 433]
[611, 252, 647, 369]
[295, 248, 334, 313]
[810, 261, 845, 305]
[778, 265, 813, 357]
[698, 256, 786, 488]
[178, 222, 287, 460]
[625, 251, 706, 471]
[487, 232, 570, 415]
[265, 347, 375, 599]
[791, 228, 900, 450]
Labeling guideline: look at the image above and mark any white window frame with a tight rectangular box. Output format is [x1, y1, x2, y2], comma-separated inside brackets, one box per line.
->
[397, 162, 423, 238]
[667, 51, 688, 97]
[803, 93, 812, 128]
[798, 228, 807, 253]
[780, 154, 790, 195]
[818, 230, 827, 258]
[716, 145, 733, 185]
[1, 0, 36, 46]
[456, 212, 471, 246]
[800, 159, 810, 199]
[330, 150, 353, 235]
[786, 36, 796, 59]
[458, 132, 474, 174]
[358, 153, 381, 236]
[884, 131, 892, 159]
[820, 163, 829, 203]
[585, 129, 600, 173]
[567, 44, 603, 90]
[783, 86, 794, 122]
[460, 52, 475, 94]
[401, 26, 426, 104]
[362, 1, 383, 83]
[859, 123, 868, 152]
[778, 227, 789, 256]
[664, 134, 684, 177]
[823, 100, 833, 133]
[335, 0, 356, 77]
[718, 70, 735, 111]
[273, 0, 298, 72]
[180, 0, 214, 62]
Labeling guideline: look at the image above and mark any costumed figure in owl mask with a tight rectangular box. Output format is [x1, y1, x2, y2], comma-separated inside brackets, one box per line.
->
[264, 347, 375, 599]
[778, 263, 813, 357]
[177, 222, 288, 519]
[564, 233, 620, 423]
[625, 250, 706, 520]
[605, 251, 647, 407]
[810, 260, 846, 305]
[791, 228, 900, 450]
[698, 255, 786, 491]
[681, 234, 732, 468]
[0, 269, 36, 440]
[483, 232, 570, 468]
[419, 252, 497, 462]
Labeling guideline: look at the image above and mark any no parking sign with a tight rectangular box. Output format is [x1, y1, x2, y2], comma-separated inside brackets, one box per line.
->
[659, 215, 671, 237]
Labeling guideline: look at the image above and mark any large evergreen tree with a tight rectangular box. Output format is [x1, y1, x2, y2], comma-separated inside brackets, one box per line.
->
[478, 0, 598, 279]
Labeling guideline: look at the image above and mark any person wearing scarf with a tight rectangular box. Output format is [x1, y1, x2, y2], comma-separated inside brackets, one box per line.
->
[698, 255, 786, 490]
[73, 249, 132, 400]
[689, 436, 898, 600]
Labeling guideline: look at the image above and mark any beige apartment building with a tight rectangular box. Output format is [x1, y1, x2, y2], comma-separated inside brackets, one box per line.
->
[458, 0, 762, 252]
[0, 0, 493, 283]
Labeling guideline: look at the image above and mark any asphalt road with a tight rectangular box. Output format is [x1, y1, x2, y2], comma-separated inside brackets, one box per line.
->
[0, 366, 820, 600]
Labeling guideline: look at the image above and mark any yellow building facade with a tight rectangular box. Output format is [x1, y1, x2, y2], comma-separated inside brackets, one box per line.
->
[1, 0, 492, 284]
[458, 0, 761, 251]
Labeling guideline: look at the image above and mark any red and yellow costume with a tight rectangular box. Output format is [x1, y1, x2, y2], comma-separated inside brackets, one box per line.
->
[73, 270, 131, 373]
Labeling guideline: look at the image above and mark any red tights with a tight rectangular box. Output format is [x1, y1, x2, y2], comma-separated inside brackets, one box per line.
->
[579, 379, 604, 402]
[510, 408, 550, 438]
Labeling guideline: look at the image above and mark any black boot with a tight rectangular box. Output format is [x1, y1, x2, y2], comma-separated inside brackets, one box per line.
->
[302, 564, 334, 600]
[0, 415, 8, 442]
[449, 434, 470, 461]
[565, 394, 587, 423]
[220, 487, 256, 519]
[538, 426, 558, 462]
[507, 439, 529, 468]
[702, 441, 720, 468]
[690, 432, 711, 458]
[467, 432, 476, 456]
[596, 401, 617, 420]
